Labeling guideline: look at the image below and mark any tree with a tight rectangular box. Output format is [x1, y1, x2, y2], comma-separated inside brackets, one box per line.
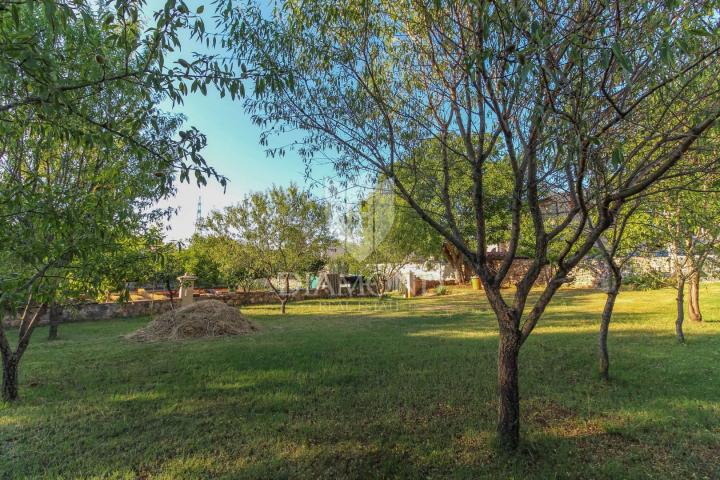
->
[0, 0, 254, 186]
[338, 181, 420, 295]
[181, 234, 261, 291]
[391, 137, 514, 283]
[0, 117, 175, 400]
[151, 242, 186, 308]
[204, 185, 331, 313]
[0, 0, 250, 401]
[43, 232, 151, 340]
[233, 0, 720, 449]
[179, 235, 224, 288]
[647, 186, 720, 343]
[592, 201, 648, 380]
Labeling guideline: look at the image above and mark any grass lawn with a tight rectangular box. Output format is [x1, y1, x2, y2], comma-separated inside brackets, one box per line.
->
[1, 285, 720, 479]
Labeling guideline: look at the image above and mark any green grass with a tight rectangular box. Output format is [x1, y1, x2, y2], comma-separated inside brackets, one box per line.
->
[2, 285, 720, 479]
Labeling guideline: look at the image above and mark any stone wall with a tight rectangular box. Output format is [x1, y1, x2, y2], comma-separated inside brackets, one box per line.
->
[2, 288, 359, 328]
[488, 258, 553, 288]
[568, 259, 609, 288]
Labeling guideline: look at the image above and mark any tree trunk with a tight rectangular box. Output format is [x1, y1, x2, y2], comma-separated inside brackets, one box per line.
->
[377, 277, 386, 297]
[279, 274, 290, 314]
[599, 288, 619, 381]
[0, 303, 46, 402]
[2, 356, 19, 402]
[497, 326, 521, 450]
[599, 266, 621, 381]
[443, 241, 469, 284]
[453, 266, 463, 284]
[48, 302, 62, 340]
[676, 276, 686, 343]
[688, 270, 702, 322]
[166, 279, 175, 310]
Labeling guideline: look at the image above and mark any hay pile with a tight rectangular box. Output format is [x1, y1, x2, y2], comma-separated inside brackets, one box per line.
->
[126, 300, 257, 342]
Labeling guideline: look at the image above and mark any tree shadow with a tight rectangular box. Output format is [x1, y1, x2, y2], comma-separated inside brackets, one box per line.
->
[2, 292, 720, 479]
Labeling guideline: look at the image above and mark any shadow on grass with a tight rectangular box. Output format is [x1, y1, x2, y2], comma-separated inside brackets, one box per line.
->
[2, 289, 720, 479]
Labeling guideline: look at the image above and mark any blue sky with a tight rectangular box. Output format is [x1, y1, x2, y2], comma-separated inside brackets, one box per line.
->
[157, 88, 327, 241]
[148, 1, 335, 240]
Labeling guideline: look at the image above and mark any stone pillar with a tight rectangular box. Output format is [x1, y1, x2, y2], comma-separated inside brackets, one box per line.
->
[177, 273, 198, 307]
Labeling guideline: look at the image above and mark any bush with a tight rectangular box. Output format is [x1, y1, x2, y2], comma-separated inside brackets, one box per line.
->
[434, 285, 450, 296]
[622, 272, 667, 291]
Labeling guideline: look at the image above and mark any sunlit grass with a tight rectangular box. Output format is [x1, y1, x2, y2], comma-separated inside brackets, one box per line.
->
[1, 284, 719, 478]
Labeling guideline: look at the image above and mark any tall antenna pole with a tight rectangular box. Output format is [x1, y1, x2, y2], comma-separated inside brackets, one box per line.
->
[194, 196, 203, 234]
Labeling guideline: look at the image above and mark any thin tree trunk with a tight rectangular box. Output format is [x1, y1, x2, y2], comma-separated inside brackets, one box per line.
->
[599, 267, 621, 381]
[676, 276, 686, 343]
[599, 287, 619, 381]
[688, 270, 702, 322]
[166, 279, 175, 310]
[48, 302, 62, 340]
[279, 274, 290, 314]
[497, 325, 521, 450]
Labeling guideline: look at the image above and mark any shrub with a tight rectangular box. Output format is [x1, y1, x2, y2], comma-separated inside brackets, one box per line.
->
[622, 272, 667, 291]
[435, 285, 450, 296]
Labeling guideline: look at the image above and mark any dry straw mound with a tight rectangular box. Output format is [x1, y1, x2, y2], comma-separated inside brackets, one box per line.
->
[126, 300, 257, 342]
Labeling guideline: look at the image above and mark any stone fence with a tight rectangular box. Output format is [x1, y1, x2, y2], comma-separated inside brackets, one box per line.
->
[2, 288, 347, 328]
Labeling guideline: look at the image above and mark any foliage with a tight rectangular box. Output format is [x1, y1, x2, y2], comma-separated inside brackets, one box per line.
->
[341, 183, 419, 294]
[646, 185, 720, 277]
[622, 271, 669, 291]
[434, 285, 450, 296]
[204, 184, 332, 311]
[178, 236, 224, 288]
[180, 234, 262, 291]
[392, 137, 514, 255]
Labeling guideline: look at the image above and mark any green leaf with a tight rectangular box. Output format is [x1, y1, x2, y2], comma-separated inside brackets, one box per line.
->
[11, 4, 19, 27]
[659, 40, 673, 65]
[611, 43, 632, 73]
[611, 145, 624, 167]
[687, 28, 710, 37]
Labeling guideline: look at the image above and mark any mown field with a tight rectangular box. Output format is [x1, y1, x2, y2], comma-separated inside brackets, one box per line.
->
[1, 285, 719, 479]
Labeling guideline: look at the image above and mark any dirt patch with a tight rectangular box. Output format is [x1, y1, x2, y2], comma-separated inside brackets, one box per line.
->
[125, 300, 257, 342]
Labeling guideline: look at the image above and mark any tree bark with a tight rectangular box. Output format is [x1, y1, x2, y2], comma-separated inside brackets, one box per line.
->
[688, 270, 702, 322]
[676, 276, 686, 343]
[599, 288, 619, 381]
[279, 273, 290, 314]
[1, 303, 46, 402]
[497, 325, 521, 450]
[1, 356, 19, 402]
[599, 267, 621, 381]
[48, 302, 62, 340]
[376, 276, 386, 296]
[166, 279, 175, 310]
[443, 241, 469, 284]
